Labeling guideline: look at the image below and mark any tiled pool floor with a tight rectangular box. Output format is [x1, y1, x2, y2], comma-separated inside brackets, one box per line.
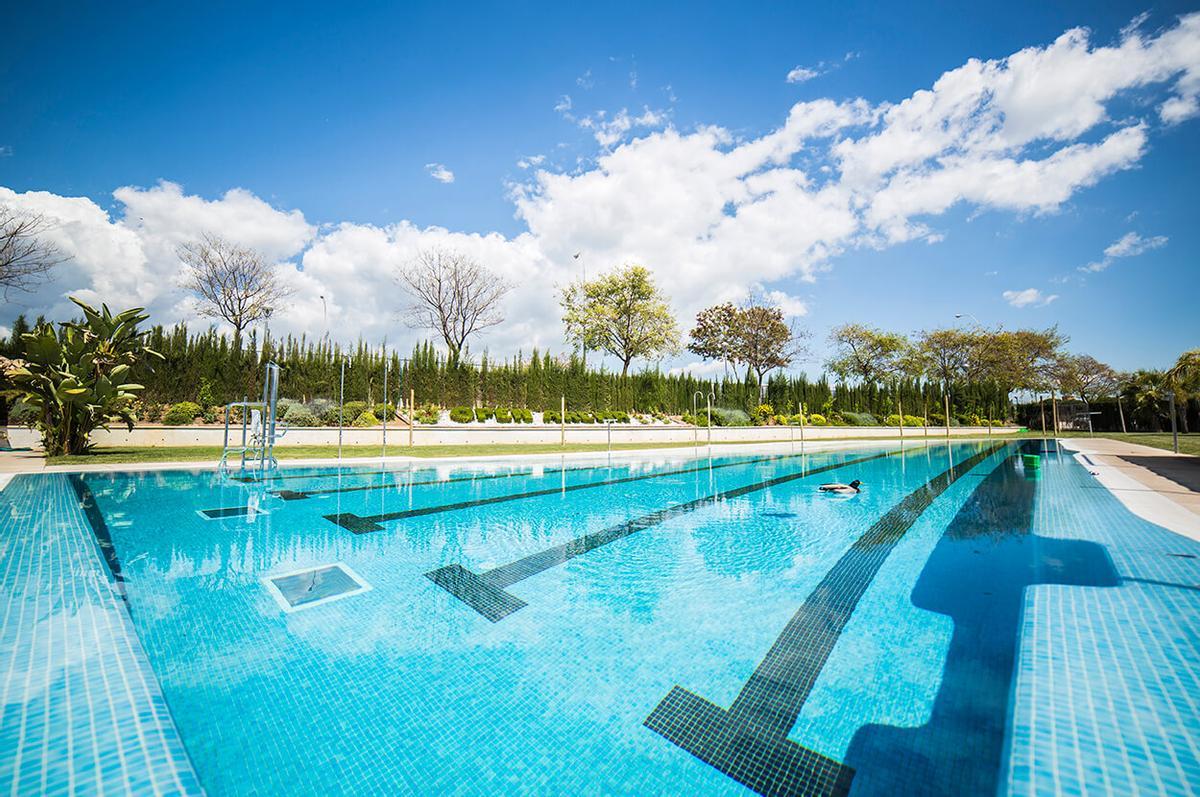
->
[1, 441, 1198, 795]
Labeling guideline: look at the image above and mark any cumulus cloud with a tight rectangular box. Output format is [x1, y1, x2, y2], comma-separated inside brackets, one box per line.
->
[1079, 230, 1169, 271]
[517, 154, 546, 170]
[424, 163, 455, 183]
[786, 65, 821, 83]
[1003, 288, 1058, 308]
[2, 13, 1198, 368]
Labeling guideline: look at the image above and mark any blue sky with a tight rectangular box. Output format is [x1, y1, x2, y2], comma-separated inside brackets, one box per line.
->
[1, 1, 1197, 373]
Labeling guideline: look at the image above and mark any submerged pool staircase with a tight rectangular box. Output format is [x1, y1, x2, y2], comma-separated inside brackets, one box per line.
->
[218, 362, 287, 476]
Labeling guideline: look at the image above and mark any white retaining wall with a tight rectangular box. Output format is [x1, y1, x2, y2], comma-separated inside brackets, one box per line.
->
[5, 423, 1020, 449]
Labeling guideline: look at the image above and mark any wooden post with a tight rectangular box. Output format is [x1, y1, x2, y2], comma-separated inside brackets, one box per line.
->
[1051, 392, 1059, 434]
[944, 391, 951, 439]
[896, 383, 904, 441]
[560, 395, 566, 447]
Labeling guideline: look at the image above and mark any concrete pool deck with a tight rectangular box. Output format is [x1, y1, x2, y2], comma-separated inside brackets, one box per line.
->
[1061, 437, 1200, 542]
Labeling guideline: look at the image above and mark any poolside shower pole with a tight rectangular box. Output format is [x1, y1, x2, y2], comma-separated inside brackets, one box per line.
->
[798, 403, 806, 447]
[707, 392, 714, 452]
[338, 360, 345, 461]
[693, 391, 703, 447]
[382, 355, 389, 458]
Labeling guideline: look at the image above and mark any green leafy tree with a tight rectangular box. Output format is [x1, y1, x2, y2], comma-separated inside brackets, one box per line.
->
[826, 324, 909, 385]
[736, 304, 808, 385]
[1056, 354, 1119, 403]
[560, 264, 680, 377]
[2, 298, 161, 455]
[687, 302, 740, 375]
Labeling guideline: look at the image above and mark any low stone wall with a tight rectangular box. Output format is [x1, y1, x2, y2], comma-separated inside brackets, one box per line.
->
[5, 423, 1020, 449]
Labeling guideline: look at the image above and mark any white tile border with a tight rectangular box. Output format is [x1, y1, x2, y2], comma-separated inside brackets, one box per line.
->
[262, 562, 372, 614]
[1061, 439, 1200, 542]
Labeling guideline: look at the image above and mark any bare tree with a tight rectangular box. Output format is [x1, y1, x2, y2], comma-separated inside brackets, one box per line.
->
[0, 205, 68, 297]
[177, 233, 292, 337]
[398, 248, 510, 359]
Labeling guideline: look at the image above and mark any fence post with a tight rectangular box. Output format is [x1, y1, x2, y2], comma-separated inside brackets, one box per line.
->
[1170, 391, 1179, 454]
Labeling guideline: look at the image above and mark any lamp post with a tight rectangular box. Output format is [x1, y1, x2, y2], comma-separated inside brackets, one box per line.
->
[573, 251, 587, 369]
[693, 391, 704, 446]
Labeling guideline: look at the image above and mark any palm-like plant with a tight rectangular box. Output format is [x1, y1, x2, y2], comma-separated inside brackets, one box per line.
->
[2, 298, 160, 455]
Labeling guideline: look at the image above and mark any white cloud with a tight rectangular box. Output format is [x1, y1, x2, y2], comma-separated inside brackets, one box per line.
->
[424, 163, 455, 184]
[763, 289, 809, 318]
[1104, 230, 1168, 257]
[786, 66, 821, 84]
[2, 13, 1198, 368]
[554, 95, 573, 114]
[517, 154, 546, 170]
[1079, 230, 1168, 271]
[1003, 288, 1058, 308]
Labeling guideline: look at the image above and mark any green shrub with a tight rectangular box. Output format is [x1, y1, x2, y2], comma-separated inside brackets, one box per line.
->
[342, 401, 367, 420]
[475, 407, 495, 422]
[162, 401, 203, 425]
[276, 397, 297, 419]
[905, 414, 926, 427]
[352, 410, 379, 427]
[9, 401, 39, 426]
[415, 404, 440, 424]
[787, 413, 805, 425]
[495, 407, 513, 423]
[752, 403, 774, 424]
[198, 378, 219, 409]
[772, 414, 789, 426]
[513, 408, 533, 423]
[841, 411, 879, 426]
[543, 409, 560, 424]
[372, 403, 395, 421]
[285, 406, 319, 426]
[807, 413, 828, 426]
[711, 407, 750, 427]
[449, 406, 474, 423]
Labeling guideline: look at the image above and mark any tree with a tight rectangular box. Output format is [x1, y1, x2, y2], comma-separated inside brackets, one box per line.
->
[1168, 348, 1200, 392]
[826, 324, 909, 385]
[736, 304, 809, 385]
[687, 303, 740, 375]
[2, 298, 160, 455]
[1056, 354, 1119, 403]
[178, 233, 293, 338]
[398, 248, 510, 361]
[560, 264, 679, 377]
[913, 328, 981, 430]
[0, 205, 67, 297]
[988, 328, 1066, 395]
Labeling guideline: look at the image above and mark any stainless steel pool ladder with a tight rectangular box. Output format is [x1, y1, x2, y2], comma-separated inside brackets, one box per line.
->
[218, 362, 287, 476]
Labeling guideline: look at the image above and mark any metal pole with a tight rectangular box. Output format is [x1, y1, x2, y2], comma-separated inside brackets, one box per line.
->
[693, 391, 703, 447]
[1170, 391, 1179, 454]
[409, 388, 415, 447]
[944, 391, 951, 439]
[1117, 394, 1127, 434]
[338, 360, 345, 461]
[799, 402, 806, 446]
[707, 392, 714, 452]
[1051, 392, 1060, 435]
[1085, 400, 1094, 436]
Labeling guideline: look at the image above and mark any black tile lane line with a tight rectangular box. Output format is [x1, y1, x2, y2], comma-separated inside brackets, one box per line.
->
[324, 449, 887, 534]
[68, 474, 127, 599]
[290, 452, 795, 504]
[641, 443, 1006, 797]
[424, 448, 913, 621]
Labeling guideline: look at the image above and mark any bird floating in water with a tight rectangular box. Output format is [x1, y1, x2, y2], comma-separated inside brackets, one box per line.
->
[819, 479, 863, 494]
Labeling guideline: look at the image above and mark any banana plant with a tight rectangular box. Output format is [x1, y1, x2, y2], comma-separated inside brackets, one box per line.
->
[1, 298, 161, 456]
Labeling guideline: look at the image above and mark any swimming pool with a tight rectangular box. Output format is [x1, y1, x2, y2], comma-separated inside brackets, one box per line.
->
[2, 440, 1198, 795]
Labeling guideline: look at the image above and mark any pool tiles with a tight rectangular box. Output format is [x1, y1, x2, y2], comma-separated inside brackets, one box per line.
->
[0, 474, 201, 795]
[425, 448, 900, 621]
[643, 443, 1005, 796]
[1005, 452, 1200, 796]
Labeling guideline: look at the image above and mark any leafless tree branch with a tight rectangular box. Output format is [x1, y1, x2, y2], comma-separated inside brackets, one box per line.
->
[177, 232, 293, 336]
[397, 248, 510, 358]
[0, 205, 68, 297]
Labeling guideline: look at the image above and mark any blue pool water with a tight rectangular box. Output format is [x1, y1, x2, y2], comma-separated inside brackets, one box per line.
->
[2, 440, 1199, 795]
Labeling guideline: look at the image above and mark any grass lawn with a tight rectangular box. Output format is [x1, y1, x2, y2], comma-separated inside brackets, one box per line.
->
[1021, 431, 1200, 456]
[40, 430, 1199, 465]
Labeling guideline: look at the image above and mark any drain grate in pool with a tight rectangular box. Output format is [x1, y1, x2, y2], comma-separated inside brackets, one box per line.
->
[263, 563, 370, 612]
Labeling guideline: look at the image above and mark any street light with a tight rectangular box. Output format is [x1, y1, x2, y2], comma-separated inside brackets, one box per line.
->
[573, 251, 587, 369]
[954, 312, 982, 326]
